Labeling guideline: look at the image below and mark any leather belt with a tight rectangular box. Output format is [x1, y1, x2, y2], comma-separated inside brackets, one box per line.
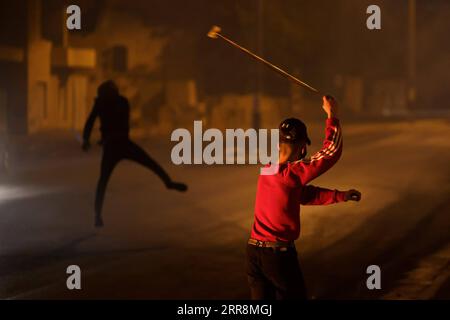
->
[248, 238, 295, 249]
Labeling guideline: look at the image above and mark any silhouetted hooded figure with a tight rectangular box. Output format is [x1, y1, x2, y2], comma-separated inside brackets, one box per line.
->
[83, 80, 187, 227]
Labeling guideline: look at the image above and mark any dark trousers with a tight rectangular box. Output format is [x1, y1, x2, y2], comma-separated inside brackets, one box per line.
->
[95, 139, 171, 217]
[246, 244, 307, 300]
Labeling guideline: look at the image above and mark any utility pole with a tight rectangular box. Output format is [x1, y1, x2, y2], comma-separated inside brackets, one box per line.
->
[407, 0, 416, 110]
[62, 1, 69, 47]
[252, 0, 263, 130]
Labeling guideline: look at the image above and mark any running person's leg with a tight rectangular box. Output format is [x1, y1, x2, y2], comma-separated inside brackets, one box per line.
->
[95, 145, 121, 227]
[124, 141, 187, 191]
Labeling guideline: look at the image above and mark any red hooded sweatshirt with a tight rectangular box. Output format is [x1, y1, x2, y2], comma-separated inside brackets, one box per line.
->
[251, 117, 345, 242]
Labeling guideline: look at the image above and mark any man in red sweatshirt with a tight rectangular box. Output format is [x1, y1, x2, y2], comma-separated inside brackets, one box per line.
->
[246, 95, 361, 300]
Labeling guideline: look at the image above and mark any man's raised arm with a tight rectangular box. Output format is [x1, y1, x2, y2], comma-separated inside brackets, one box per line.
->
[292, 96, 343, 185]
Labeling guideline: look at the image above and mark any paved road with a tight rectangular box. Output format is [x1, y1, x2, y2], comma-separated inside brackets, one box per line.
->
[1, 118, 450, 299]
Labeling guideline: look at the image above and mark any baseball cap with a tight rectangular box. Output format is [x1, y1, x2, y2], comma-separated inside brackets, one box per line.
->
[279, 118, 311, 145]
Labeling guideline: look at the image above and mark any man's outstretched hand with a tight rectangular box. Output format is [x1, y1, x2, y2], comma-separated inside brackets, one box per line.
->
[322, 95, 339, 119]
[167, 181, 188, 192]
[344, 189, 361, 202]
